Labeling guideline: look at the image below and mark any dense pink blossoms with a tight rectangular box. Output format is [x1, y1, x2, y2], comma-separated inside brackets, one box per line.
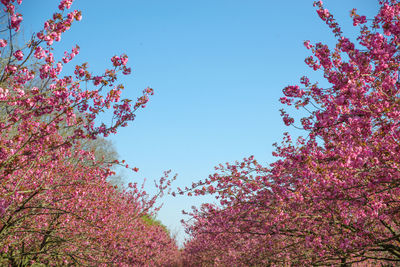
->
[181, 0, 400, 265]
[0, 1, 180, 265]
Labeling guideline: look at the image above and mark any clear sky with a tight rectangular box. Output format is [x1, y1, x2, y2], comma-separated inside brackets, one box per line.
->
[21, 0, 378, 246]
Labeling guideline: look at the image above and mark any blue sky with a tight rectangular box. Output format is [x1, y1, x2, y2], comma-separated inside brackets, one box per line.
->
[21, 0, 378, 245]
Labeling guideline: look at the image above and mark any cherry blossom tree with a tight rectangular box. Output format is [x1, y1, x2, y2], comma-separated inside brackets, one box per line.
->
[182, 0, 400, 265]
[0, 0, 180, 265]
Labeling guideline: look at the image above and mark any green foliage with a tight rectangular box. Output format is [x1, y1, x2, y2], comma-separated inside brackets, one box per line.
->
[141, 214, 170, 235]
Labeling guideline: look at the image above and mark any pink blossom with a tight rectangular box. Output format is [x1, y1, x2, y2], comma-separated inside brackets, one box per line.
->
[58, 0, 73, 10]
[10, 13, 22, 31]
[0, 39, 7, 48]
[303, 40, 312, 49]
[316, 8, 330, 21]
[13, 50, 23, 60]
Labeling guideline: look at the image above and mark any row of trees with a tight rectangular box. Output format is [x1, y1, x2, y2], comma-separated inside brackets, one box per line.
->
[4, 0, 400, 265]
[0, 0, 180, 265]
[181, 0, 400, 265]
